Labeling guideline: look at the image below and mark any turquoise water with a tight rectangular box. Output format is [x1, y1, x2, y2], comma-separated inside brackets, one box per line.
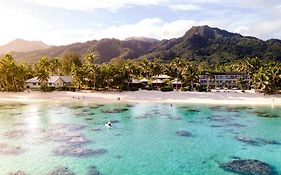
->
[0, 102, 281, 175]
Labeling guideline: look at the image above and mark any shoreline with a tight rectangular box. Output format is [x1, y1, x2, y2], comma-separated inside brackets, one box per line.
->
[0, 90, 280, 106]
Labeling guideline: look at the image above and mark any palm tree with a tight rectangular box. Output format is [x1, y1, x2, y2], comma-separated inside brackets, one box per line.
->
[71, 64, 86, 90]
[36, 57, 50, 91]
[83, 54, 98, 89]
[253, 62, 281, 94]
[139, 59, 150, 79]
[182, 63, 199, 91]
[49, 58, 62, 75]
[0, 54, 29, 92]
[236, 77, 244, 91]
[204, 72, 212, 91]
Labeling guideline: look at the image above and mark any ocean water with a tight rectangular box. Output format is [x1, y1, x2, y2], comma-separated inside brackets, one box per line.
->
[0, 102, 280, 175]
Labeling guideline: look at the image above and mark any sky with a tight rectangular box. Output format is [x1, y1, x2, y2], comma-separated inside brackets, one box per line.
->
[0, 0, 280, 46]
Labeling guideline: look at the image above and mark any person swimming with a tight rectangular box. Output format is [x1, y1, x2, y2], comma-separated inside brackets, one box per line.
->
[105, 121, 112, 128]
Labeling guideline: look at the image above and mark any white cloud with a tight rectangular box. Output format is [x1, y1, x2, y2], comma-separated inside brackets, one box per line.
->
[27, 0, 168, 11]
[1, 0, 281, 46]
[250, 20, 281, 39]
[45, 18, 229, 45]
[26, 0, 235, 12]
[231, 19, 281, 40]
[0, 4, 53, 45]
[239, 0, 280, 7]
[9, 18, 216, 45]
[169, 4, 201, 11]
[234, 26, 250, 34]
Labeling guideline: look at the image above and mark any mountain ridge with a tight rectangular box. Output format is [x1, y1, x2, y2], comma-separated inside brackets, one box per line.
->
[3, 25, 281, 63]
[0, 38, 51, 54]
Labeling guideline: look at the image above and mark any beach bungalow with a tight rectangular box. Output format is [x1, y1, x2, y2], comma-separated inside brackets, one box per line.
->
[172, 79, 182, 90]
[130, 78, 149, 89]
[152, 79, 164, 89]
[200, 72, 251, 90]
[130, 79, 143, 89]
[26, 76, 72, 89]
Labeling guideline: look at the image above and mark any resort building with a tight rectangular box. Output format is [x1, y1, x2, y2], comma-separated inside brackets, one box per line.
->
[26, 76, 72, 88]
[200, 72, 251, 90]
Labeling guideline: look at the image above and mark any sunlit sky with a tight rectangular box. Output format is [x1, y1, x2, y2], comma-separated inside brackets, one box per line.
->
[0, 0, 280, 46]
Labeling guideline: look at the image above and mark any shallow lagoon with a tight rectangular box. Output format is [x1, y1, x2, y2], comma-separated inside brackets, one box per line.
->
[0, 103, 281, 175]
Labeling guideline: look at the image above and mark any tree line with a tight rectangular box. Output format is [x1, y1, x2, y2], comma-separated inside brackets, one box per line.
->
[0, 53, 280, 94]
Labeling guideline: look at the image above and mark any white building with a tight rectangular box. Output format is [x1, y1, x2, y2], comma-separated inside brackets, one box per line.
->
[200, 72, 251, 89]
[26, 76, 72, 88]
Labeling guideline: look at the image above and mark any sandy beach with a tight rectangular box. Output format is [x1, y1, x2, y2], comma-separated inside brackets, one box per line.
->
[0, 90, 280, 106]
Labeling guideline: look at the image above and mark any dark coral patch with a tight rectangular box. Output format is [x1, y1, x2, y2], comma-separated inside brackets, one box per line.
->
[227, 123, 246, 128]
[220, 159, 276, 175]
[227, 107, 253, 112]
[53, 146, 107, 157]
[0, 143, 24, 155]
[47, 123, 86, 131]
[89, 105, 104, 109]
[211, 125, 224, 128]
[255, 138, 281, 145]
[9, 171, 27, 175]
[47, 166, 75, 175]
[67, 135, 91, 146]
[176, 130, 192, 137]
[101, 108, 128, 113]
[88, 166, 103, 175]
[13, 122, 26, 126]
[253, 112, 279, 118]
[91, 128, 102, 132]
[235, 136, 281, 146]
[208, 115, 233, 122]
[234, 136, 261, 146]
[168, 117, 182, 120]
[186, 109, 200, 113]
[109, 120, 120, 123]
[209, 106, 224, 111]
[114, 155, 122, 159]
[66, 124, 86, 131]
[44, 132, 90, 145]
[135, 115, 149, 119]
[4, 130, 27, 139]
[126, 104, 135, 108]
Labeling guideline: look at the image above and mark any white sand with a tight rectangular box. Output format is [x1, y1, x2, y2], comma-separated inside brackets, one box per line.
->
[0, 90, 280, 106]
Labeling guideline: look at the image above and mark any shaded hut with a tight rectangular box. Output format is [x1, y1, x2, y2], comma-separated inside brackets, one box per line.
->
[172, 79, 182, 90]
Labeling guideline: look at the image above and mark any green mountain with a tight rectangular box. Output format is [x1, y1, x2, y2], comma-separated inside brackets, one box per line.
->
[5, 26, 281, 63]
[9, 38, 158, 63]
[141, 25, 281, 63]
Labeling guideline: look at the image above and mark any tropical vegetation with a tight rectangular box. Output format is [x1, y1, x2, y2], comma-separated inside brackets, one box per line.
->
[0, 53, 280, 94]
